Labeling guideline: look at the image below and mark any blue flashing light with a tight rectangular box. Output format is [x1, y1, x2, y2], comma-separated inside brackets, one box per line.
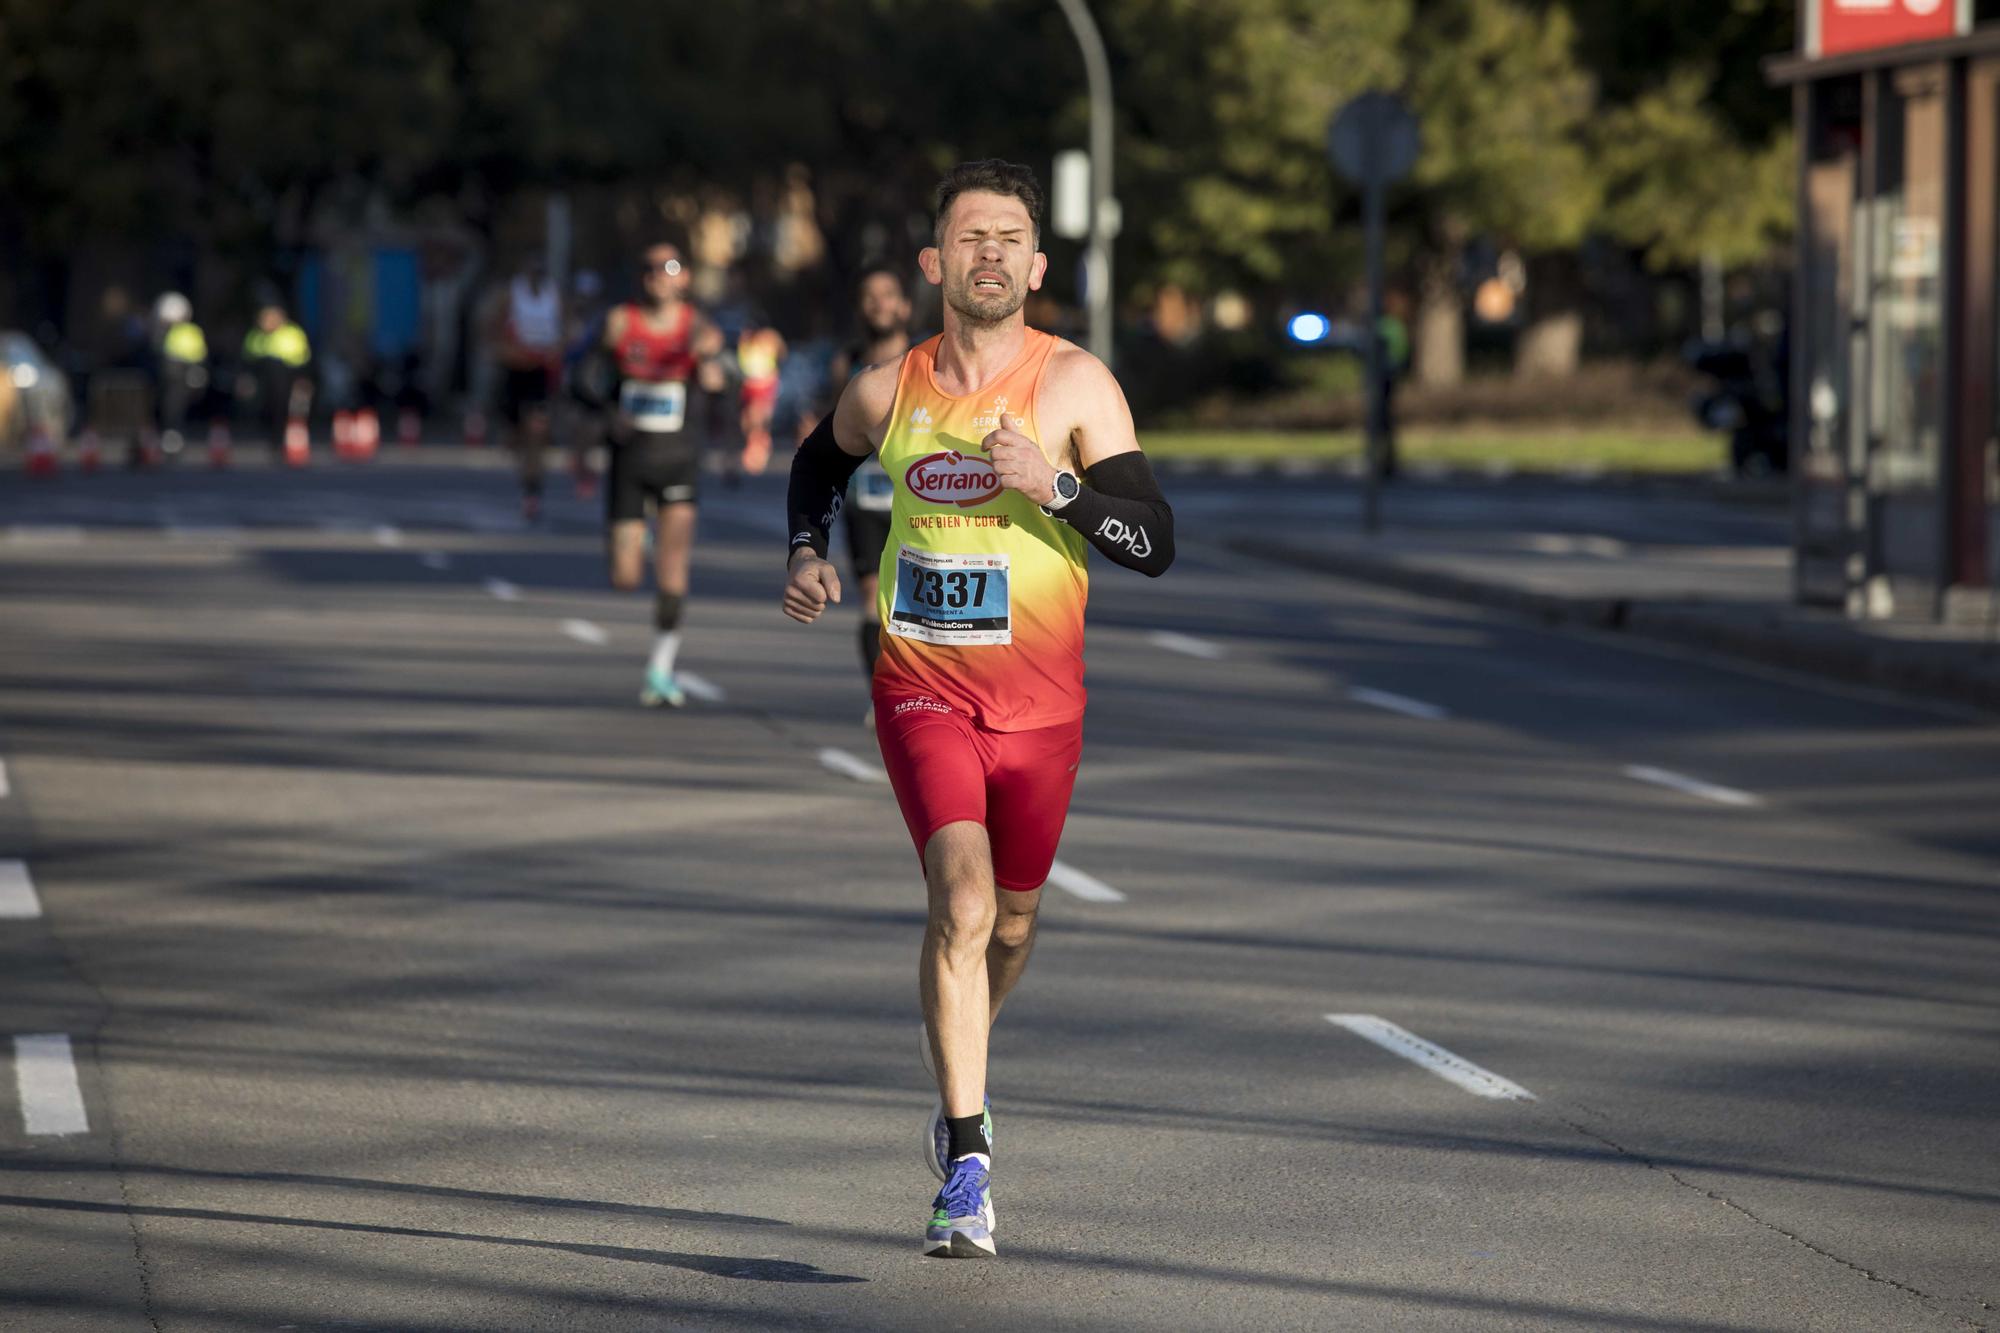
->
[1288, 312, 1330, 344]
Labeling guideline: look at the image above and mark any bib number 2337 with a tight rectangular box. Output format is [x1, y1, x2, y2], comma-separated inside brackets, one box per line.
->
[889, 547, 1011, 646]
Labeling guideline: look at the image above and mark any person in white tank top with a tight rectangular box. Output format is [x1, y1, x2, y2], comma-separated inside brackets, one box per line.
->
[493, 258, 564, 520]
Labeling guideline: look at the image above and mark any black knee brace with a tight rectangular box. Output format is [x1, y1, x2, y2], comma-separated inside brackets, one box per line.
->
[858, 618, 881, 675]
[655, 591, 685, 632]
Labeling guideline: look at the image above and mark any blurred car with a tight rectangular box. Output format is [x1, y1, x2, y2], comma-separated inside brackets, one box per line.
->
[0, 330, 74, 457]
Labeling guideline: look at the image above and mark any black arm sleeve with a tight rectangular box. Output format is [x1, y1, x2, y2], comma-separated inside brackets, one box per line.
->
[786, 411, 867, 560]
[1052, 451, 1175, 577]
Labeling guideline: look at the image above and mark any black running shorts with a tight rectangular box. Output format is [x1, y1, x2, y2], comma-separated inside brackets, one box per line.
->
[501, 366, 552, 424]
[607, 431, 701, 521]
[844, 506, 893, 579]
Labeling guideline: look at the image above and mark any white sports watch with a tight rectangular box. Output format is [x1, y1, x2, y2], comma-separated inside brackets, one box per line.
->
[1040, 469, 1082, 515]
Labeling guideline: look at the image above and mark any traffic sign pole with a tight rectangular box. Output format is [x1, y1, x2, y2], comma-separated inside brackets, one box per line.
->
[1328, 92, 1419, 537]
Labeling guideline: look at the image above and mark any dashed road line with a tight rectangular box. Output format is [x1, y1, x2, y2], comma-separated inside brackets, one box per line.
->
[1623, 764, 1760, 808]
[677, 671, 726, 704]
[561, 619, 609, 647]
[1148, 630, 1226, 661]
[1326, 1014, 1535, 1101]
[420, 552, 452, 571]
[1347, 686, 1450, 721]
[372, 524, 404, 548]
[14, 1034, 90, 1135]
[4, 525, 86, 546]
[1046, 860, 1126, 903]
[818, 747, 887, 783]
[0, 861, 41, 919]
[484, 578, 520, 602]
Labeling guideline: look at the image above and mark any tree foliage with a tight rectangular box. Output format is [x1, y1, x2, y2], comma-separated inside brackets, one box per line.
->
[0, 0, 1797, 318]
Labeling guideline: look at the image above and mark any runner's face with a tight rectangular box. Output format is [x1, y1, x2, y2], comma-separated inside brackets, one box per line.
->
[859, 273, 910, 336]
[923, 192, 1045, 327]
[641, 249, 688, 303]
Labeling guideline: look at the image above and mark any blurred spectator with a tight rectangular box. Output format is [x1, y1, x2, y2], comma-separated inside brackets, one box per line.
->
[241, 304, 313, 450]
[153, 292, 209, 451]
[736, 324, 786, 475]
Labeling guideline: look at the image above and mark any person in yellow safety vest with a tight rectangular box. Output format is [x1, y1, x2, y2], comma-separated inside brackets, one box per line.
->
[155, 292, 209, 450]
[242, 304, 312, 450]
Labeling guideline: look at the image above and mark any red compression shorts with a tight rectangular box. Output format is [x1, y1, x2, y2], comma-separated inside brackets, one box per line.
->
[874, 694, 1083, 891]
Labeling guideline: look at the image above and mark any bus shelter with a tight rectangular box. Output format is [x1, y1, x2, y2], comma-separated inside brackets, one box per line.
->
[1769, 0, 2000, 621]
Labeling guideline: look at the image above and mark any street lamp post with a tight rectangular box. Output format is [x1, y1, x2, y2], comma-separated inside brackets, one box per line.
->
[1053, 0, 1114, 367]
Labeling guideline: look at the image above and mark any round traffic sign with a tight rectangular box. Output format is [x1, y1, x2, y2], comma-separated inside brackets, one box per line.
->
[1328, 92, 1420, 186]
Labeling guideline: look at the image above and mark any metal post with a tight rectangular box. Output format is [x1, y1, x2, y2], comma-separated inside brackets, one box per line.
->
[1054, 0, 1114, 367]
[1363, 175, 1386, 535]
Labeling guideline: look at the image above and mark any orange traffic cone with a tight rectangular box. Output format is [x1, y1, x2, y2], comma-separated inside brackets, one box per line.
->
[332, 410, 356, 461]
[76, 427, 101, 473]
[463, 407, 487, 447]
[283, 417, 310, 467]
[25, 424, 58, 477]
[397, 406, 421, 447]
[207, 420, 231, 468]
[353, 407, 380, 462]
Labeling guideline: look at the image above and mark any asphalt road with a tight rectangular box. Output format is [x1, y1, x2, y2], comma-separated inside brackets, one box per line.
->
[2, 456, 1996, 1331]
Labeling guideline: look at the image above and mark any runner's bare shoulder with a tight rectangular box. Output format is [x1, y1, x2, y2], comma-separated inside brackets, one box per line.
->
[1039, 339, 1138, 465]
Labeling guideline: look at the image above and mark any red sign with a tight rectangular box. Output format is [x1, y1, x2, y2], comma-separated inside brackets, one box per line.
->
[1812, 0, 1968, 56]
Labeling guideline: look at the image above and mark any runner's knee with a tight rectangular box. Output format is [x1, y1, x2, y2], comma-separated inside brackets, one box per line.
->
[989, 909, 1035, 953]
[928, 893, 995, 961]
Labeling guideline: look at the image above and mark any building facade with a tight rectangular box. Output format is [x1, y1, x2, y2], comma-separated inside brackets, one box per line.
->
[1772, 0, 2000, 621]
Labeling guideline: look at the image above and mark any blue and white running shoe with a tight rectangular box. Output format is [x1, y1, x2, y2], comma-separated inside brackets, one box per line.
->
[923, 1154, 996, 1258]
[639, 668, 686, 709]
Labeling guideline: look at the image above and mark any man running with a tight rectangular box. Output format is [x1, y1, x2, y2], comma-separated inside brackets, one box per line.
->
[782, 161, 1175, 1258]
[495, 258, 563, 521]
[826, 268, 915, 725]
[604, 243, 724, 708]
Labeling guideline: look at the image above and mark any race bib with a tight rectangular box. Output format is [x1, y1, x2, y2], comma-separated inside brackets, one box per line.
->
[619, 378, 687, 433]
[888, 547, 1011, 646]
[852, 461, 895, 513]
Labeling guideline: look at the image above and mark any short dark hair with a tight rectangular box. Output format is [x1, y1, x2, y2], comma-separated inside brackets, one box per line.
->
[933, 160, 1044, 247]
[857, 266, 907, 295]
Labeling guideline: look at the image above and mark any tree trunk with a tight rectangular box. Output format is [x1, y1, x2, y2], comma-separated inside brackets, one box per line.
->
[1414, 250, 1464, 390]
[1514, 253, 1583, 380]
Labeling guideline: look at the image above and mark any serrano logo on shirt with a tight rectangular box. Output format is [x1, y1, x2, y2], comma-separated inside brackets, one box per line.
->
[905, 450, 1001, 508]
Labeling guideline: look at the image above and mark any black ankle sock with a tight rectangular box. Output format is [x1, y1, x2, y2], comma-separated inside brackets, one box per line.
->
[945, 1113, 990, 1162]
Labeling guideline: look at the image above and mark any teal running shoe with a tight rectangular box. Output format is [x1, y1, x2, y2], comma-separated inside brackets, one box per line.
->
[923, 1154, 995, 1258]
[639, 668, 686, 709]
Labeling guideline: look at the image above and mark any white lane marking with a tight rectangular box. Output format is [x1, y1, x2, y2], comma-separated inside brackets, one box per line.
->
[1147, 630, 1226, 661]
[1326, 1014, 1535, 1101]
[1348, 687, 1450, 721]
[0, 758, 9, 799]
[420, 552, 452, 571]
[0, 860, 41, 918]
[484, 578, 520, 602]
[5, 525, 86, 546]
[561, 618, 609, 647]
[677, 671, 726, 703]
[818, 747, 887, 783]
[14, 1034, 90, 1135]
[1046, 860, 1126, 903]
[372, 524, 404, 548]
[1623, 764, 1761, 808]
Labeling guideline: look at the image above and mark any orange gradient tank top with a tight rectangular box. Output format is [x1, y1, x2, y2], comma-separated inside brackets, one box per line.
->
[873, 330, 1088, 731]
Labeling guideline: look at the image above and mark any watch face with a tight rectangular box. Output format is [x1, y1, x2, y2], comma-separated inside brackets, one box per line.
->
[1057, 472, 1080, 500]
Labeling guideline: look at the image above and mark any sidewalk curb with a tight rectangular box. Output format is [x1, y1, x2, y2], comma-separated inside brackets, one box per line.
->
[1230, 537, 2000, 717]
